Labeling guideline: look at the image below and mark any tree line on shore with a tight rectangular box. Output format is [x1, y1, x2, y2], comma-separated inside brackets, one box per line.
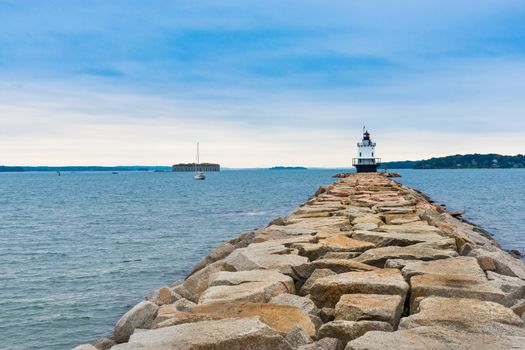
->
[383, 154, 525, 169]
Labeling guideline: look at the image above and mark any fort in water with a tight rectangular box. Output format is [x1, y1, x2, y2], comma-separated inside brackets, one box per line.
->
[172, 163, 220, 172]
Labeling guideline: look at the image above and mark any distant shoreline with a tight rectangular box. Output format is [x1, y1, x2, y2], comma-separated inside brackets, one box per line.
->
[382, 153, 525, 169]
[2, 165, 525, 173]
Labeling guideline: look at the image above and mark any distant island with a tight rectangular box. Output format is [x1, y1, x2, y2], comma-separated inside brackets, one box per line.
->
[269, 166, 307, 170]
[382, 154, 525, 169]
[0, 166, 172, 172]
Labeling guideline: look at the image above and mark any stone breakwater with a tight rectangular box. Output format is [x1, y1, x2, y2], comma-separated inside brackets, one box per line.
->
[74, 173, 525, 350]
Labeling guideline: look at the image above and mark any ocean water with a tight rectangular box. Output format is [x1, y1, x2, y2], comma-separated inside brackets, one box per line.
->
[0, 169, 524, 350]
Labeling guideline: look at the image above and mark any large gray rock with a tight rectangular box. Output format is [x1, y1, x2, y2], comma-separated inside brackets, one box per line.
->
[254, 225, 318, 242]
[111, 317, 292, 350]
[375, 206, 415, 214]
[178, 260, 236, 302]
[345, 326, 525, 350]
[154, 302, 316, 337]
[382, 213, 420, 225]
[401, 256, 485, 280]
[399, 297, 525, 336]
[92, 337, 115, 350]
[285, 326, 312, 348]
[318, 320, 392, 346]
[224, 241, 308, 276]
[299, 269, 337, 296]
[377, 222, 443, 234]
[335, 294, 404, 328]
[114, 301, 159, 343]
[293, 259, 378, 281]
[352, 222, 379, 231]
[199, 280, 291, 304]
[309, 269, 409, 308]
[153, 298, 197, 326]
[71, 345, 98, 350]
[189, 242, 235, 275]
[270, 293, 320, 316]
[284, 217, 350, 233]
[298, 337, 343, 350]
[352, 230, 445, 248]
[209, 269, 295, 292]
[470, 247, 525, 279]
[337, 207, 374, 220]
[354, 245, 458, 267]
[512, 299, 525, 319]
[351, 215, 383, 226]
[486, 271, 525, 303]
[409, 273, 511, 310]
[146, 287, 182, 306]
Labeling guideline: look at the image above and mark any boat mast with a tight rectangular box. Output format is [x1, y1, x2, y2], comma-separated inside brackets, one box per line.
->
[196, 142, 199, 173]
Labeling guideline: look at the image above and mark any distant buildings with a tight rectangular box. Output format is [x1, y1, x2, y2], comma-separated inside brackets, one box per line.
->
[172, 163, 220, 172]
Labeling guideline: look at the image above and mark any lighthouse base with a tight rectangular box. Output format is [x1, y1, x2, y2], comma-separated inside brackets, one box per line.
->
[355, 164, 379, 173]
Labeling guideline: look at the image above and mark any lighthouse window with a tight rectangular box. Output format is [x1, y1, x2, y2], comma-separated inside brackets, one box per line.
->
[359, 152, 362, 157]
[372, 152, 374, 156]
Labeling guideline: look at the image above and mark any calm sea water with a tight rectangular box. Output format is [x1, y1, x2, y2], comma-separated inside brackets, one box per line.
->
[0, 169, 523, 350]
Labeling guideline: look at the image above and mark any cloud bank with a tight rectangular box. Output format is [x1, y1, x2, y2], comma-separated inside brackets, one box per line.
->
[1, 1, 524, 166]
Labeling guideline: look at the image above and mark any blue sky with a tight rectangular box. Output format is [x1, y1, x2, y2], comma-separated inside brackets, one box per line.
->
[1, 1, 525, 166]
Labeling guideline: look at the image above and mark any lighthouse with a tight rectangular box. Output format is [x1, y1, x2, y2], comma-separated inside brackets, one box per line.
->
[352, 128, 381, 173]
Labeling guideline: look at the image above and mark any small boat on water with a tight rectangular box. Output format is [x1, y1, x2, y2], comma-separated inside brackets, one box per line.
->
[194, 142, 206, 180]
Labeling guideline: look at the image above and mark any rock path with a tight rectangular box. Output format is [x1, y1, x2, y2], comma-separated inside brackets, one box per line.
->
[74, 173, 525, 350]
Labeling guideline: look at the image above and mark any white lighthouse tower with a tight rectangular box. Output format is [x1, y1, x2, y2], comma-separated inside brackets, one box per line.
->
[352, 128, 381, 173]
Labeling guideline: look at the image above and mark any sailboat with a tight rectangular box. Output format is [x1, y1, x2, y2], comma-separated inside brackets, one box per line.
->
[194, 142, 206, 180]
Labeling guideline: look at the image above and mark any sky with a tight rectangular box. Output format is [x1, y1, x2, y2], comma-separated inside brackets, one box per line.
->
[1, 0, 525, 167]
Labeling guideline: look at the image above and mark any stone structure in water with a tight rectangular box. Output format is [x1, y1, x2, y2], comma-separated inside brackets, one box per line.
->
[75, 172, 525, 350]
[172, 163, 220, 172]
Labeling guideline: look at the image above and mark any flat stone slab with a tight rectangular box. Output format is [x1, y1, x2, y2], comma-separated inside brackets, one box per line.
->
[352, 230, 445, 247]
[383, 213, 421, 225]
[114, 301, 159, 343]
[409, 273, 510, 310]
[309, 269, 409, 308]
[270, 293, 320, 316]
[353, 245, 458, 267]
[335, 294, 404, 328]
[285, 217, 350, 233]
[319, 235, 376, 252]
[399, 297, 525, 336]
[293, 204, 346, 217]
[111, 317, 292, 350]
[208, 269, 295, 292]
[351, 215, 383, 226]
[352, 222, 378, 231]
[377, 222, 443, 234]
[375, 206, 416, 214]
[254, 225, 318, 242]
[346, 326, 525, 350]
[401, 256, 486, 280]
[336, 206, 374, 220]
[178, 261, 236, 302]
[156, 302, 316, 337]
[299, 269, 337, 296]
[293, 259, 378, 280]
[224, 241, 308, 275]
[199, 280, 291, 304]
[318, 320, 392, 346]
[292, 236, 374, 261]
